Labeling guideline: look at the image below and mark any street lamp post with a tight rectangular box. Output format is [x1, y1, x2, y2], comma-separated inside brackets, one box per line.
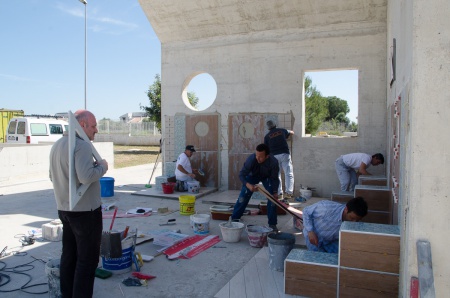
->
[79, 0, 87, 109]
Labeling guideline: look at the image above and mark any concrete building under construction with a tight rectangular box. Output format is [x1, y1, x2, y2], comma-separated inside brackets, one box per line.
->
[138, 0, 450, 296]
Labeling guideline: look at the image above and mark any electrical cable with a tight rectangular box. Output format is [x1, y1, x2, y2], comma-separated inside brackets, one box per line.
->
[0, 257, 49, 294]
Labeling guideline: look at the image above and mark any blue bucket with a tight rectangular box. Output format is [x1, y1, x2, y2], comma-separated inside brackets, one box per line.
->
[100, 177, 115, 197]
[101, 238, 133, 274]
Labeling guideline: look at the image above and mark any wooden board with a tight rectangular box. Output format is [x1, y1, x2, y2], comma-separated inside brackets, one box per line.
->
[186, 114, 219, 188]
[285, 261, 337, 297]
[340, 232, 400, 273]
[360, 178, 387, 186]
[339, 268, 399, 297]
[354, 188, 392, 212]
[285, 278, 337, 298]
[258, 185, 303, 220]
[363, 211, 391, 224]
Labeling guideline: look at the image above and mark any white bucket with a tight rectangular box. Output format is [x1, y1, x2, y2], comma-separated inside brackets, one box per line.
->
[186, 180, 200, 194]
[101, 238, 133, 274]
[300, 189, 312, 200]
[219, 222, 245, 243]
[191, 213, 211, 234]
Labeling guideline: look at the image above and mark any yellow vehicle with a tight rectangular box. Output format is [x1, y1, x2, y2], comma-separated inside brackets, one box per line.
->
[1, 109, 24, 143]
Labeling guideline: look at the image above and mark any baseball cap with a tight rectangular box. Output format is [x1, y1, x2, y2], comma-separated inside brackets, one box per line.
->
[185, 145, 196, 152]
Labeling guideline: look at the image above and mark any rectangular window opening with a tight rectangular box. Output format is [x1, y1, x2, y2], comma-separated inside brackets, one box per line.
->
[303, 69, 359, 138]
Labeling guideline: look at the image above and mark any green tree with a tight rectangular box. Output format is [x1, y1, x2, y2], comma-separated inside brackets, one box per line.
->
[187, 92, 199, 109]
[326, 96, 350, 121]
[141, 74, 162, 132]
[348, 121, 358, 132]
[335, 112, 350, 127]
[304, 76, 329, 134]
[141, 74, 199, 132]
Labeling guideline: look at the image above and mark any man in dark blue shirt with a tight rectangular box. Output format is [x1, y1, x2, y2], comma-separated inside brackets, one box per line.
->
[231, 143, 280, 231]
[264, 120, 295, 201]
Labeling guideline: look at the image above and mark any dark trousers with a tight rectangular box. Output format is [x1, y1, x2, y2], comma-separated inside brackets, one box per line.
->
[58, 207, 102, 298]
[232, 176, 277, 225]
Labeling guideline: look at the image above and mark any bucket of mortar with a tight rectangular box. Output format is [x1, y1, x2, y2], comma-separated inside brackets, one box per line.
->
[246, 225, 273, 248]
[101, 237, 133, 274]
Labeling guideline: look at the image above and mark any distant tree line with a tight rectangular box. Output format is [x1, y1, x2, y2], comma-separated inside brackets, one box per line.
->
[304, 76, 357, 135]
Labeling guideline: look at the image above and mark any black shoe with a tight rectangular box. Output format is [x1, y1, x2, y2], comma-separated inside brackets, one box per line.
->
[269, 225, 279, 233]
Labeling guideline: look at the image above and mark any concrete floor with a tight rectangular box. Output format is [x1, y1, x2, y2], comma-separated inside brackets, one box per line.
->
[0, 163, 317, 297]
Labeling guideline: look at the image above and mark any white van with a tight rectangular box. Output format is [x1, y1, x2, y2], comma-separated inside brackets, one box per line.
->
[6, 117, 69, 144]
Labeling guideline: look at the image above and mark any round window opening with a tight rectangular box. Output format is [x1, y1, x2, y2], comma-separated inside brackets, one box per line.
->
[182, 73, 217, 111]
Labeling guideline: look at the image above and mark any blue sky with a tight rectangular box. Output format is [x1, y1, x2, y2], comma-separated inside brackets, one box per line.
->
[1, 0, 160, 120]
[1, 1, 357, 122]
[306, 70, 358, 123]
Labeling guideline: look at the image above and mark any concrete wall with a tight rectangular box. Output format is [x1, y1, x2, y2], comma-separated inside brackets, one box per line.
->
[142, 1, 387, 197]
[0, 142, 114, 187]
[95, 134, 161, 146]
[388, 0, 450, 296]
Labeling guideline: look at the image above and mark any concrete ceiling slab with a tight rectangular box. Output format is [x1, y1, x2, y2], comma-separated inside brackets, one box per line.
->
[139, 0, 387, 43]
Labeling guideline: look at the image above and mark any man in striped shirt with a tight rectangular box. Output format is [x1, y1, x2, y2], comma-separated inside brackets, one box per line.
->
[302, 197, 368, 253]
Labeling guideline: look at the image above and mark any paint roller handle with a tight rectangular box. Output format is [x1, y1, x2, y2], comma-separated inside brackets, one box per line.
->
[109, 207, 118, 231]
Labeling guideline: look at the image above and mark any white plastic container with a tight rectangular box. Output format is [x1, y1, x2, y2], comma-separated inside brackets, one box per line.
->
[191, 214, 211, 234]
[186, 180, 200, 194]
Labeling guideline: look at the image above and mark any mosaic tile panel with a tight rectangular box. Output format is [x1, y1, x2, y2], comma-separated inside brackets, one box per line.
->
[286, 249, 338, 266]
[341, 221, 400, 236]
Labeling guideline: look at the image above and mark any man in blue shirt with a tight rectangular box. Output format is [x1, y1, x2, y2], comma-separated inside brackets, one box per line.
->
[302, 197, 368, 253]
[264, 120, 295, 201]
[231, 143, 280, 231]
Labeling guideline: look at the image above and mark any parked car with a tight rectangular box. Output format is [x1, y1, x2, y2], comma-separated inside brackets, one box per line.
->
[6, 117, 69, 144]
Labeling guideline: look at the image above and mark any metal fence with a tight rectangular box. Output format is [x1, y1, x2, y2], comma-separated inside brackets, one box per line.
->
[97, 120, 160, 136]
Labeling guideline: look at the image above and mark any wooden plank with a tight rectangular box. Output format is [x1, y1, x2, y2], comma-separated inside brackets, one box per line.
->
[362, 211, 391, 224]
[360, 179, 387, 186]
[285, 278, 337, 298]
[340, 250, 400, 273]
[285, 262, 337, 284]
[354, 188, 391, 211]
[228, 114, 265, 190]
[340, 282, 398, 297]
[258, 185, 303, 220]
[339, 268, 399, 295]
[331, 192, 353, 203]
[340, 232, 400, 255]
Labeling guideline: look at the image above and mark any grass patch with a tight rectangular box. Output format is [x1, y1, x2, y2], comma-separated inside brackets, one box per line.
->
[114, 145, 160, 169]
